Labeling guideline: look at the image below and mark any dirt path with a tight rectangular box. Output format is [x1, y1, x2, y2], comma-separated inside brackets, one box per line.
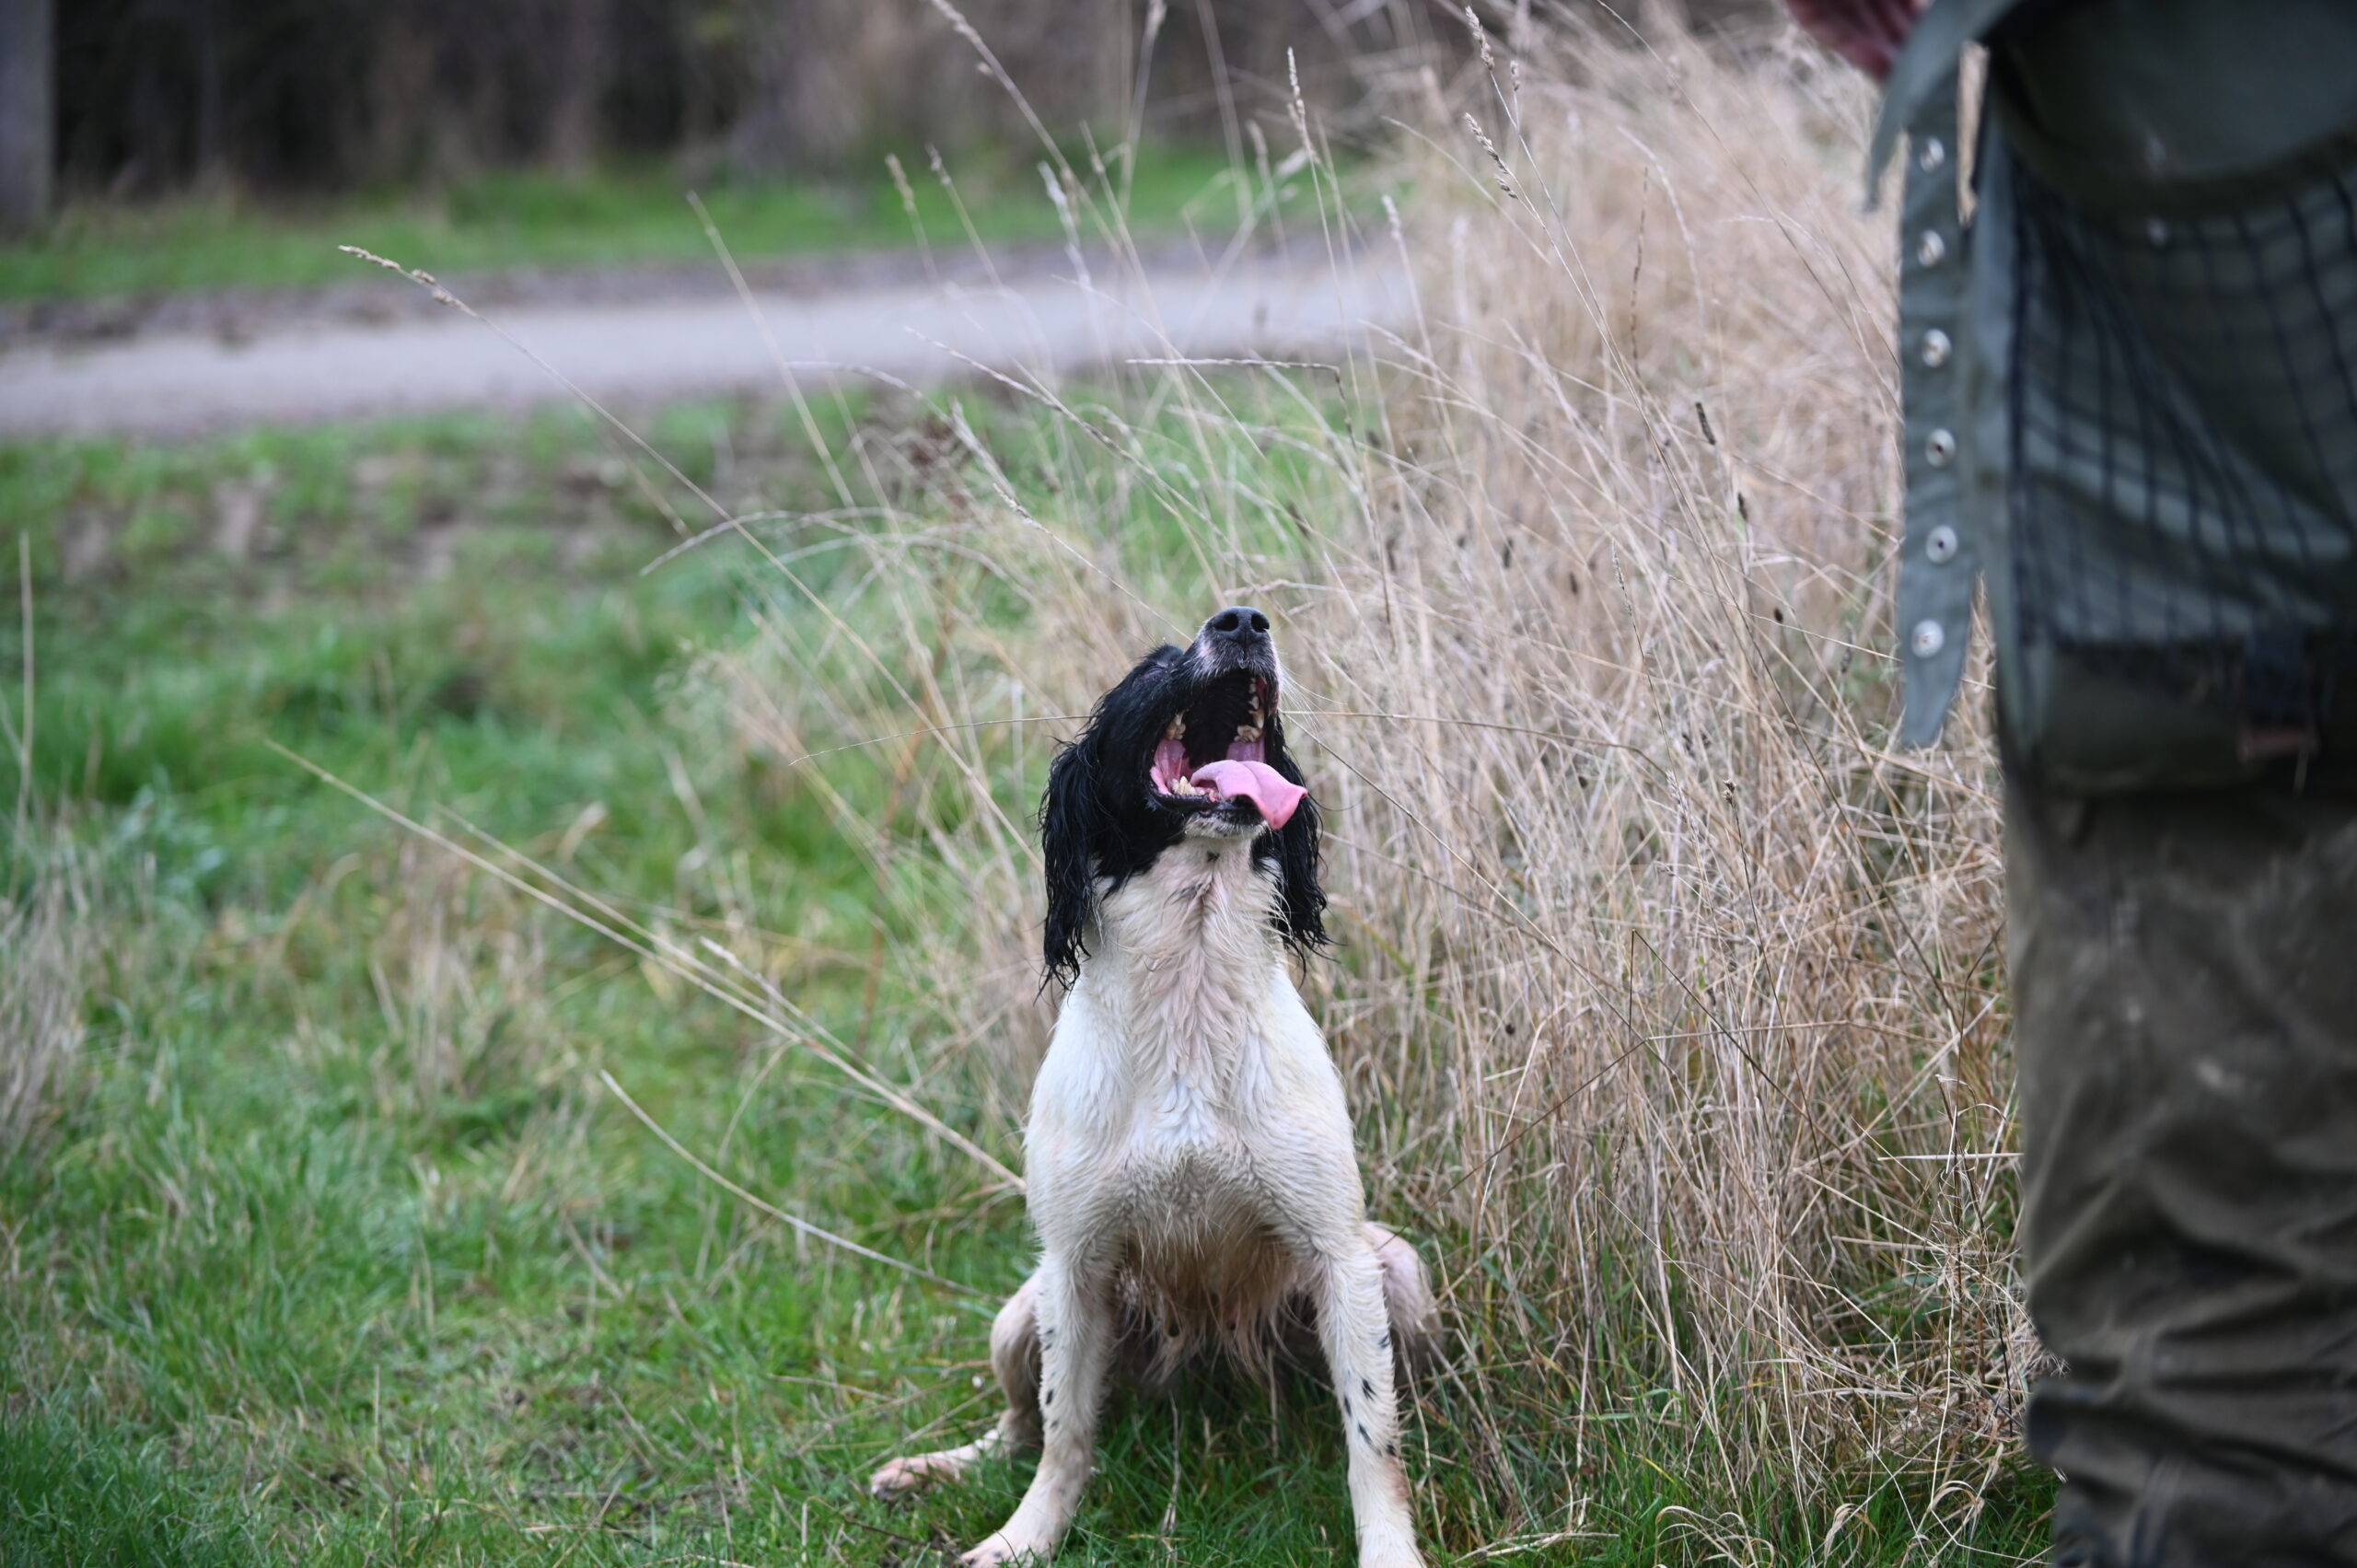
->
[0, 249, 1409, 439]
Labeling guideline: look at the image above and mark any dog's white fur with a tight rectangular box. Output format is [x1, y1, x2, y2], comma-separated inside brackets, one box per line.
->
[870, 808, 1434, 1568]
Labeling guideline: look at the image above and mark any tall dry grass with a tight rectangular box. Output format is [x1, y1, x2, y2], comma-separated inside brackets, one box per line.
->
[0, 831, 98, 1162]
[366, 839, 565, 1117]
[665, 13, 2027, 1546]
[1306, 25, 2027, 1535]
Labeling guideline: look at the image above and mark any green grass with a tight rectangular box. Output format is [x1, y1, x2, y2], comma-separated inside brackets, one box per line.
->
[0, 145, 1321, 303]
[0, 395, 2049, 1565]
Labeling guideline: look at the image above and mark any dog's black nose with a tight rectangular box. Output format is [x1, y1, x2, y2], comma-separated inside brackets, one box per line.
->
[1203, 606, 1271, 645]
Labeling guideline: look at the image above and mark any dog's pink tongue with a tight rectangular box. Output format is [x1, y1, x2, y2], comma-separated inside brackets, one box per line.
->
[1190, 760, 1306, 829]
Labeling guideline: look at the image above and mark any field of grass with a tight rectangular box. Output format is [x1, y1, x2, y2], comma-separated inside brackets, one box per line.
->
[0, 144, 1312, 303]
[2, 24, 2050, 1568]
[0, 392, 1462, 1566]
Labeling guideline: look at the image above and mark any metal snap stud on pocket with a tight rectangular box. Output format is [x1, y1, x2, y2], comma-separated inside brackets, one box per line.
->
[1926, 428, 1956, 467]
[1926, 525, 1958, 563]
[1910, 619, 1946, 658]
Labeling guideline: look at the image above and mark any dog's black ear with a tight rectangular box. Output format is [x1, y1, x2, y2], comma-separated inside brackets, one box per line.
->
[1267, 737, 1328, 956]
[1039, 732, 1100, 989]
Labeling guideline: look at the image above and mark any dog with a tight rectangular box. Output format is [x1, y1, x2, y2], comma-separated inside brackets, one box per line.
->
[869, 607, 1437, 1568]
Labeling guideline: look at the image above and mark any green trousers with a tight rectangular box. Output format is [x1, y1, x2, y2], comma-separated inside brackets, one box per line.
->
[2007, 767, 2357, 1564]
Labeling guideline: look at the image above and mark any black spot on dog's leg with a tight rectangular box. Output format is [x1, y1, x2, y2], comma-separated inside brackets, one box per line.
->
[1361, 1377, 1374, 1399]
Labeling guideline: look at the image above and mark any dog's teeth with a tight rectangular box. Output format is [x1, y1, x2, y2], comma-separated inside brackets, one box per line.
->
[1165, 714, 1186, 740]
[1234, 723, 1261, 744]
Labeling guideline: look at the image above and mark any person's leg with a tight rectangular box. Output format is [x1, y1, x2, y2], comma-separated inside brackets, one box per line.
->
[2006, 769, 2357, 1566]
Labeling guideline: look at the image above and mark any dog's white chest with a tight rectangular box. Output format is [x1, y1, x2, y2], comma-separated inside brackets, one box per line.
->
[1024, 843, 1353, 1258]
[1076, 1045, 1278, 1237]
[1153, 1074, 1220, 1147]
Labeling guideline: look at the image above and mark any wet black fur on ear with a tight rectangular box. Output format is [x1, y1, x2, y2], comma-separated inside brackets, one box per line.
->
[1039, 724, 1107, 991]
[1038, 645, 1329, 991]
[1260, 716, 1329, 958]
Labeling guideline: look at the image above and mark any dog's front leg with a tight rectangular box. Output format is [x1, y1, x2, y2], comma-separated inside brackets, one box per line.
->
[1318, 1244, 1423, 1568]
[962, 1253, 1110, 1566]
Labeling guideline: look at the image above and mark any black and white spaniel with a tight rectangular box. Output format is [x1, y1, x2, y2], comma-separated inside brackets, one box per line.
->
[871, 607, 1435, 1568]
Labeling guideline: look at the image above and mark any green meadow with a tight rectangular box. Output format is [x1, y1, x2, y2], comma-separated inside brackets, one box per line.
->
[0, 46, 2052, 1548]
[0, 146, 1338, 304]
[0, 382, 2049, 1564]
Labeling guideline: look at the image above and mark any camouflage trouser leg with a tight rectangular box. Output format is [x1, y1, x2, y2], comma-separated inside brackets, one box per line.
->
[2006, 770, 2357, 1566]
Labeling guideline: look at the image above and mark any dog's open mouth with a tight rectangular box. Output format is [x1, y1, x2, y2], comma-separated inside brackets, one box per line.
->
[1146, 672, 1305, 829]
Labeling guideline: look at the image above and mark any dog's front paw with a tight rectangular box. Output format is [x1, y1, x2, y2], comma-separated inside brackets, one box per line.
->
[1356, 1525, 1425, 1568]
[1358, 1546, 1425, 1568]
[961, 1518, 1065, 1556]
[867, 1454, 949, 1500]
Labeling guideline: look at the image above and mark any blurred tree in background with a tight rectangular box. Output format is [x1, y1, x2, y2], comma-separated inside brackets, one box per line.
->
[0, 0, 51, 229]
[47, 0, 1451, 200]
